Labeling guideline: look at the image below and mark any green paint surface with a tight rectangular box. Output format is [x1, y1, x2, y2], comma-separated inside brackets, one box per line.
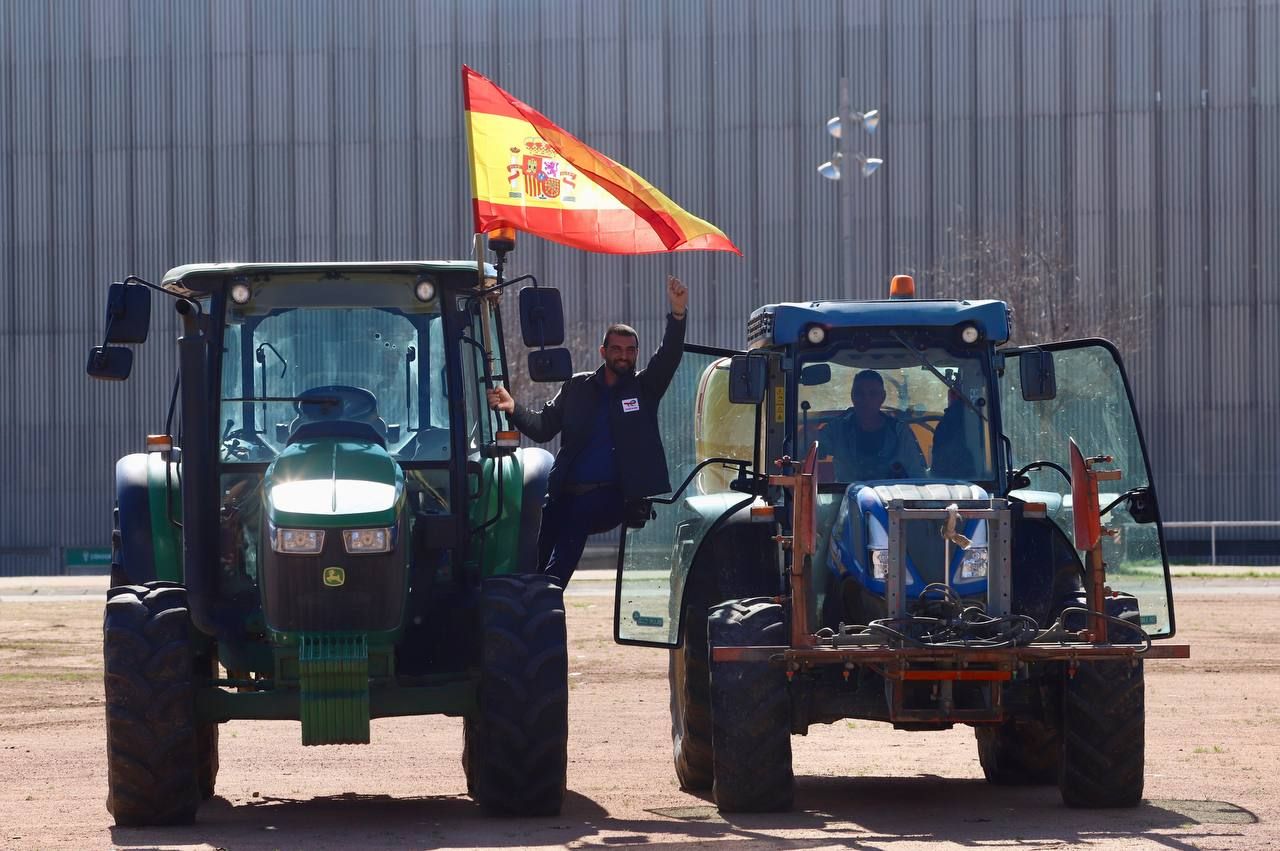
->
[146, 452, 184, 582]
[466, 453, 524, 577]
[265, 439, 405, 528]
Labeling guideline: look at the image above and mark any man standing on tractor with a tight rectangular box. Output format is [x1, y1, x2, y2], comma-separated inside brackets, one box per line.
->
[826, 369, 927, 482]
[487, 275, 689, 585]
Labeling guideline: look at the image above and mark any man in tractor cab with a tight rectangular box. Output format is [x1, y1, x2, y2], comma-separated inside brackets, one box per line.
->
[825, 369, 927, 482]
[487, 275, 689, 585]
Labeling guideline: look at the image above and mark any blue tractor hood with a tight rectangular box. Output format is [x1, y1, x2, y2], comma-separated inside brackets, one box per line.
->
[827, 481, 992, 605]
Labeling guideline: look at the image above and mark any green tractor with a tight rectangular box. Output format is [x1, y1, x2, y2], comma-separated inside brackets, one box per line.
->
[613, 274, 1189, 812]
[87, 247, 575, 824]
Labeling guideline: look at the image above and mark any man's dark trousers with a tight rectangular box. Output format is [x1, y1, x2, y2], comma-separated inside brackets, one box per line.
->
[538, 484, 626, 585]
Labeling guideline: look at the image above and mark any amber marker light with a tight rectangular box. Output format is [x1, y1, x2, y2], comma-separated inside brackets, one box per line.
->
[145, 434, 173, 453]
[1023, 502, 1048, 518]
[488, 227, 517, 253]
[889, 274, 915, 299]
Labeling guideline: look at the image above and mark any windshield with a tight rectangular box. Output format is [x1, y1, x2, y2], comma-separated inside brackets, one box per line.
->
[218, 276, 450, 463]
[798, 345, 994, 484]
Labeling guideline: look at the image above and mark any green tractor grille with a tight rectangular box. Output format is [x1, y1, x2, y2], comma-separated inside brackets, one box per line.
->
[299, 633, 371, 745]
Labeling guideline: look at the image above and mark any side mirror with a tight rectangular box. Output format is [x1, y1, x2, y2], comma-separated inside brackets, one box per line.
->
[103, 282, 151, 344]
[519, 286, 565, 347]
[528, 348, 573, 383]
[727, 353, 767, 404]
[1019, 349, 1057, 401]
[85, 346, 134, 381]
[1126, 486, 1158, 524]
[799, 363, 831, 386]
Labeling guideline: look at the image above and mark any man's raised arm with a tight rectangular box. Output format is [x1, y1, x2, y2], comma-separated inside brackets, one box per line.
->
[639, 275, 688, 397]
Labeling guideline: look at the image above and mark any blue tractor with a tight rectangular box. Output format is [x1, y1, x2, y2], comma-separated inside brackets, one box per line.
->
[613, 275, 1188, 812]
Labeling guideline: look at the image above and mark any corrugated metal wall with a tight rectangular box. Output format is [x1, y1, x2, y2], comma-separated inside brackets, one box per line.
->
[1, 0, 1276, 574]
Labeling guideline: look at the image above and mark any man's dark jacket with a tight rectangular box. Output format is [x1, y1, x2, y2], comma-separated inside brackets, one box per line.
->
[510, 314, 686, 500]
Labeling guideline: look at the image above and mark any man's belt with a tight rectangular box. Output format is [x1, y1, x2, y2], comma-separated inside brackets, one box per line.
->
[562, 481, 615, 496]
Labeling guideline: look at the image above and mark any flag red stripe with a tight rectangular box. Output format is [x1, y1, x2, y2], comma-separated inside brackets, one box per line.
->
[473, 200, 740, 255]
[461, 67, 525, 121]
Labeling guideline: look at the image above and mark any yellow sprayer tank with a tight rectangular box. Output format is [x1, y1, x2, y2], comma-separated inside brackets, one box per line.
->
[693, 357, 756, 494]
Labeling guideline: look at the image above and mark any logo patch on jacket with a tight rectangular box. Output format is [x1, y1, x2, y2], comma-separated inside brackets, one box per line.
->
[621, 397, 640, 413]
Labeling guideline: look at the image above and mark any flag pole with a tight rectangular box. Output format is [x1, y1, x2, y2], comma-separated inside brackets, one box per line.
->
[476, 230, 515, 433]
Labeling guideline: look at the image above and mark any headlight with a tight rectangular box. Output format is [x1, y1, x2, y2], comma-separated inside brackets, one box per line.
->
[344, 527, 392, 554]
[959, 546, 989, 580]
[870, 548, 889, 580]
[274, 528, 324, 554]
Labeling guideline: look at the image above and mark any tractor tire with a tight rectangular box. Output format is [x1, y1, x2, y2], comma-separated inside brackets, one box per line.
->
[464, 574, 568, 815]
[103, 584, 202, 826]
[976, 719, 1061, 785]
[1058, 660, 1145, 808]
[669, 579, 713, 790]
[109, 505, 128, 588]
[709, 597, 793, 813]
[197, 721, 219, 801]
[196, 655, 220, 800]
[668, 525, 777, 792]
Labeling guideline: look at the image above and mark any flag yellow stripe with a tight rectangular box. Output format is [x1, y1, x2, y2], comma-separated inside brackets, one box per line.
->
[467, 112, 629, 210]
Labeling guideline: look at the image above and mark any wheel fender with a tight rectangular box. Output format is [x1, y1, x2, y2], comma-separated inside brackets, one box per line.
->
[114, 454, 157, 585]
[678, 515, 777, 646]
[515, 447, 553, 572]
[114, 453, 183, 585]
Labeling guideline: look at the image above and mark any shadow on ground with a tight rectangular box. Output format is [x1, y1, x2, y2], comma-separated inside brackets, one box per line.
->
[106, 776, 1258, 850]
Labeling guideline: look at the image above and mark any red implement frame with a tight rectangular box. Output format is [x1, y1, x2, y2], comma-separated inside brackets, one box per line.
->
[1069, 437, 1122, 643]
[768, 442, 820, 648]
[713, 441, 1191, 694]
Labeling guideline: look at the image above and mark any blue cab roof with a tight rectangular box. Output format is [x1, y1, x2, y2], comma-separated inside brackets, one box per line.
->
[749, 298, 1010, 347]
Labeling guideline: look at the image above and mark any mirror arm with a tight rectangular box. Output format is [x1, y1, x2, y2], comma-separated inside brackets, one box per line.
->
[463, 274, 538, 308]
[1100, 488, 1143, 519]
[121, 275, 201, 310]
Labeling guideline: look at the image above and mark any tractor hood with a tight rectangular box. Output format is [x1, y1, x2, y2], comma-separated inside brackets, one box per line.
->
[828, 482, 991, 601]
[264, 439, 405, 528]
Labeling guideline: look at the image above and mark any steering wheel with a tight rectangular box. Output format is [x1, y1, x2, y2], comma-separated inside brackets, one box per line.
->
[295, 385, 378, 421]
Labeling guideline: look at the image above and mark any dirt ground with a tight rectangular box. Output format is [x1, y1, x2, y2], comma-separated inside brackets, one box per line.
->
[2, 573, 1279, 851]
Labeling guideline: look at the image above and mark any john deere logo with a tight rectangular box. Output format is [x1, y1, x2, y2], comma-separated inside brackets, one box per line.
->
[322, 567, 345, 587]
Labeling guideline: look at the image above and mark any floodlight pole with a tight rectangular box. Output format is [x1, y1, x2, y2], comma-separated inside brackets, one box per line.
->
[839, 77, 854, 296]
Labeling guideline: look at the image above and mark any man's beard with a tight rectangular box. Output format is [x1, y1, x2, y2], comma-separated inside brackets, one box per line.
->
[608, 359, 636, 378]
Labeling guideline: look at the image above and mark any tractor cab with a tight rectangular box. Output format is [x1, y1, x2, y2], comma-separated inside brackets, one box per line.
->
[617, 277, 1174, 645]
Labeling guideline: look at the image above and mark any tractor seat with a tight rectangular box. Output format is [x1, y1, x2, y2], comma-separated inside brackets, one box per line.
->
[285, 385, 389, 448]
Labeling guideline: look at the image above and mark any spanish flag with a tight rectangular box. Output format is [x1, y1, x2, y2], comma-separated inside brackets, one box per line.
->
[463, 66, 741, 256]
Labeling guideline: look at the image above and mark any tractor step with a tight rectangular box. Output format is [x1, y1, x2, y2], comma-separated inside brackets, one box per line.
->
[299, 633, 370, 745]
